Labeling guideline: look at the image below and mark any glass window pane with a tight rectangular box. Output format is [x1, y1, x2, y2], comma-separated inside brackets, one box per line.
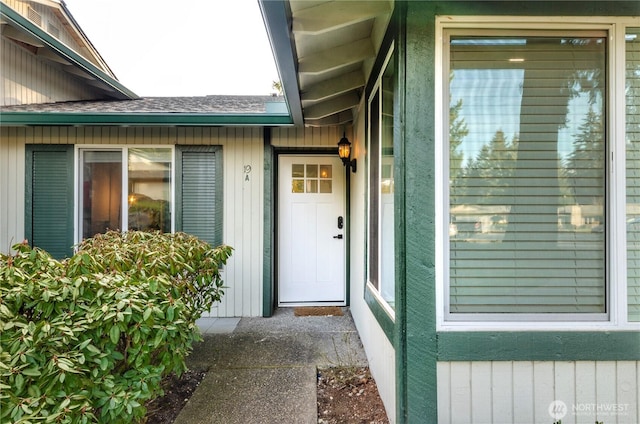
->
[292, 164, 304, 178]
[448, 34, 606, 314]
[306, 180, 318, 193]
[292, 179, 304, 193]
[320, 180, 332, 193]
[306, 164, 318, 178]
[128, 148, 171, 232]
[368, 90, 381, 290]
[626, 28, 640, 321]
[320, 165, 332, 179]
[380, 52, 395, 308]
[81, 150, 122, 239]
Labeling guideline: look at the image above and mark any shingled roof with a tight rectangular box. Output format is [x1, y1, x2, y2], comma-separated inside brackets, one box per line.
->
[0, 95, 285, 114]
[0, 95, 292, 126]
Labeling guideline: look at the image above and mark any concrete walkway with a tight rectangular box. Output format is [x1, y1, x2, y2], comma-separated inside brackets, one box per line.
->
[174, 308, 368, 424]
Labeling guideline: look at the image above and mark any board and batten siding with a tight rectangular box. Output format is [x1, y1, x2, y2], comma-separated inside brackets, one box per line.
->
[1, 37, 102, 106]
[437, 360, 640, 424]
[0, 126, 264, 317]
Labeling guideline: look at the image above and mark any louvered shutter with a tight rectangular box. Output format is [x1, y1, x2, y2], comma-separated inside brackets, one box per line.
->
[175, 146, 223, 247]
[626, 28, 640, 321]
[25, 145, 74, 259]
[447, 32, 607, 315]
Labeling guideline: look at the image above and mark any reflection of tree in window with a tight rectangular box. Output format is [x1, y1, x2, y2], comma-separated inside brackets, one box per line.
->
[449, 34, 606, 314]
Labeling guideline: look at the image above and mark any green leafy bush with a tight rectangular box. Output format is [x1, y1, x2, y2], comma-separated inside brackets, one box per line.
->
[0, 231, 232, 423]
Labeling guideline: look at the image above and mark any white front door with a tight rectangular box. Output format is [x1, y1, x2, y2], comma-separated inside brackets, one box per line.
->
[278, 155, 346, 305]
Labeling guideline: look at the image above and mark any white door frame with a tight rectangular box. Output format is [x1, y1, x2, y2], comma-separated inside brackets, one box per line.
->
[277, 153, 347, 306]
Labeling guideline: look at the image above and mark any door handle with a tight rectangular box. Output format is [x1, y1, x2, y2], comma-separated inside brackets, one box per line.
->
[333, 234, 343, 239]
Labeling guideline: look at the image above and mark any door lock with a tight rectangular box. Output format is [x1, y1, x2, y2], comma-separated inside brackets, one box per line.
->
[333, 234, 343, 239]
[338, 216, 344, 229]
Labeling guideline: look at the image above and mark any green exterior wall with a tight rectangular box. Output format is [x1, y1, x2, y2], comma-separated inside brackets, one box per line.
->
[396, 1, 640, 423]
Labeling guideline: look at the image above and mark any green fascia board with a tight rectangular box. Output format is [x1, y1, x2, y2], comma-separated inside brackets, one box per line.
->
[0, 4, 138, 100]
[0, 112, 293, 126]
[258, 0, 304, 126]
[438, 331, 640, 361]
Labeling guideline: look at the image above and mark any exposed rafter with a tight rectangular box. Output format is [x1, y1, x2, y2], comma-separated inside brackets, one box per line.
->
[2, 25, 44, 47]
[301, 71, 364, 103]
[293, 1, 391, 35]
[304, 92, 360, 120]
[260, 0, 393, 126]
[304, 110, 354, 127]
[299, 38, 374, 75]
[37, 47, 71, 65]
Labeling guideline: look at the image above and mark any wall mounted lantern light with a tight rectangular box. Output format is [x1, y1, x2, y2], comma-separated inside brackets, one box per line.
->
[337, 132, 356, 173]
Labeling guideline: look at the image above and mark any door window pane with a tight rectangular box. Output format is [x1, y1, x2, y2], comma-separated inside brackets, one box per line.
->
[448, 33, 606, 314]
[291, 163, 332, 194]
[128, 148, 171, 232]
[81, 150, 122, 239]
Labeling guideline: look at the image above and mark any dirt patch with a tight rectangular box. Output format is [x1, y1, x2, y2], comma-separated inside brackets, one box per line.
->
[145, 365, 388, 423]
[317, 366, 389, 424]
[144, 369, 207, 423]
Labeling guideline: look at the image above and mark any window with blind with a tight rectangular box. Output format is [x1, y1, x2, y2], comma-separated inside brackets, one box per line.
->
[176, 145, 223, 247]
[626, 28, 640, 322]
[446, 31, 607, 317]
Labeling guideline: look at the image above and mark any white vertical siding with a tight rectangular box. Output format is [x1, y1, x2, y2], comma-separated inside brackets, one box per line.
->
[341, 103, 397, 422]
[438, 361, 640, 424]
[1, 37, 101, 106]
[271, 126, 343, 148]
[0, 126, 264, 317]
[0, 132, 25, 253]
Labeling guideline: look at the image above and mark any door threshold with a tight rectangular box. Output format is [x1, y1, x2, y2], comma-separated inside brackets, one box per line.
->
[278, 302, 347, 307]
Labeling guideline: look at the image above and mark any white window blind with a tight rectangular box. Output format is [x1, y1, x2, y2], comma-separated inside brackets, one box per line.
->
[447, 32, 607, 315]
[626, 28, 640, 322]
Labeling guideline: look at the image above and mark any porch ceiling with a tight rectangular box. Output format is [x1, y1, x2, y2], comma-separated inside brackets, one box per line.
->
[260, 0, 393, 127]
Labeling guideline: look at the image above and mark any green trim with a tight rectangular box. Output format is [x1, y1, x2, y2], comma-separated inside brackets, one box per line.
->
[438, 331, 640, 361]
[24, 144, 74, 259]
[392, 4, 407, 424]
[263, 128, 274, 317]
[258, 1, 304, 125]
[1, 5, 137, 100]
[174, 145, 224, 246]
[0, 112, 293, 127]
[402, 3, 438, 423]
[364, 287, 395, 341]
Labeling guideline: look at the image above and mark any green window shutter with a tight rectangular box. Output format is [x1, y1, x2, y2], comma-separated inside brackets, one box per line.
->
[175, 145, 223, 246]
[626, 27, 640, 322]
[25, 145, 74, 259]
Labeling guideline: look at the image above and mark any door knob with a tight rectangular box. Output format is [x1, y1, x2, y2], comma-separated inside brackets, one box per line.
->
[333, 234, 343, 239]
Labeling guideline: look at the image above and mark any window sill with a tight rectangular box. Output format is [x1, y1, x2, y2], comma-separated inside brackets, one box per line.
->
[364, 282, 395, 344]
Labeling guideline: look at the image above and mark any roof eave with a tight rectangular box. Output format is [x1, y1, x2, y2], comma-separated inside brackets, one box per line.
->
[0, 111, 294, 127]
[258, 0, 304, 126]
[1, 4, 138, 100]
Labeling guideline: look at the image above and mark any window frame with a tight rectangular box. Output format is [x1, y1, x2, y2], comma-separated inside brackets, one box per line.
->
[435, 16, 640, 331]
[74, 145, 176, 243]
[366, 44, 396, 320]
